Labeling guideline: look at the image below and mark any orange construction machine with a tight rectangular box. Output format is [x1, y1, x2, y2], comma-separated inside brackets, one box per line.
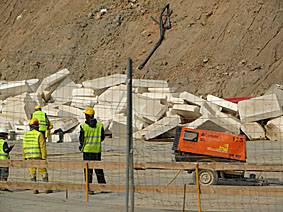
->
[173, 127, 247, 185]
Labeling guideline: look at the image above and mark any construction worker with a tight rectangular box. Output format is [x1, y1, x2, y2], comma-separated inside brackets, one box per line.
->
[0, 128, 14, 190]
[23, 118, 52, 194]
[32, 105, 50, 141]
[79, 106, 106, 195]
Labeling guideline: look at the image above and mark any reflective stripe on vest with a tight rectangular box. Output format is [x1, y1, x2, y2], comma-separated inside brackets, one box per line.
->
[23, 130, 41, 159]
[81, 122, 103, 153]
[0, 139, 9, 160]
[32, 111, 47, 131]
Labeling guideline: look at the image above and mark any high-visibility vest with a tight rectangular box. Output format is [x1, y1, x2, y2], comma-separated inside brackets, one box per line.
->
[0, 139, 9, 160]
[81, 122, 103, 153]
[32, 111, 47, 131]
[23, 130, 41, 159]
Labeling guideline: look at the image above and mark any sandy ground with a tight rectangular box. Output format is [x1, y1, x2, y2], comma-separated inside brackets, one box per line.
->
[1, 138, 283, 211]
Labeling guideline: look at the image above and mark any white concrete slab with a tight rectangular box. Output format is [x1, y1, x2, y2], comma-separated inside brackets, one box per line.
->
[57, 105, 84, 118]
[132, 79, 168, 88]
[172, 104, 201, 119]
[0, 81, 31, 100]
[179, 92, 206, 106]
[36, 68, 70, 95]
[200, 101, 222, 116]
[133, 94, 167, 123]
[265, 84, 283, 108]
[26, 79, 40, 92]
[71, 96, 98, 109]
[82, 74, 127, 90]
[141, 116, 181, 140]
[207, 94, 238, 112]
[265, 116, 283, 141]
[141, 92, 171, 100]
[238, 94, 283, 123]
[72, 88, 95, 97]
[241, 122, 266, 140]
[148, 87, 176, 93]
[52, 77, 79, 104]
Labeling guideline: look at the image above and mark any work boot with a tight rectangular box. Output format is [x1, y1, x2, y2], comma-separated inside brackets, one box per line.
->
[88, 190, 95, 195]
[43, 176, 53, 194]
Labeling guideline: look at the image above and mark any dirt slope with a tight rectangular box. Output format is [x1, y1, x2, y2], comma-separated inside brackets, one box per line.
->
[0, 0, 282, 97]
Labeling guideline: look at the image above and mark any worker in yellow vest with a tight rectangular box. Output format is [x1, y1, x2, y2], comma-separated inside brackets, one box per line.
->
[79, 106, 106, 195]
[0, 128, 14, 189]
[23, 118, 52, 194]
[32, 106, 50, 141]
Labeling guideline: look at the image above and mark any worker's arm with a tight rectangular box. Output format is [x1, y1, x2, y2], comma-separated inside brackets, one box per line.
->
[38, 133, 47, 159]
[79, 126, 84, 151]
[101, 126, 105, 142]
[3, 142, 14, 153]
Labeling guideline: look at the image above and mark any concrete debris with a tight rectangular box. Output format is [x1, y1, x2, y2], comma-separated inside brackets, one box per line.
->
[172, 104, 201, 119]
[135, 116, 181, 140]
[200, 101, 222, 116]
[132, 79, 168, 88]
[26, 79, 40, 92]
[238, 94, 283, 123]
[52, 118, 79, 133]
[71, 96, 98, 109]
[148, 87, 176, 93]
[207, 94, 238, 113]
[265, 84, 283, 108]
[2, 93, 36, 120]
[265, 116, 283, 141]
[51, 77, 79, 104]
[82, 74, 126, 90]
[141, 92, 171, 100]
[133, 94, 167, 123]
[241, 122, 266, 140]
[179, 91, 206, 106]
[57, 105, 84, 118]
[0, 80, 31, 100]
[72, 88, 95, 97]
[36, 68, 70, 96]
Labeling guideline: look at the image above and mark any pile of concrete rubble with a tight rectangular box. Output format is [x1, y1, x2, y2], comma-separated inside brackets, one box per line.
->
[0, 69, 283, 142]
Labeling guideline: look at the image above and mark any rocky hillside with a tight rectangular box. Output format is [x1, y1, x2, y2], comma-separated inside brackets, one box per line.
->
[0, 0, 282, 97]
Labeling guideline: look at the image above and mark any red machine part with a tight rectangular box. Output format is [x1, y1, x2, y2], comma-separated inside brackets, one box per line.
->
[178, 128, 246, 162]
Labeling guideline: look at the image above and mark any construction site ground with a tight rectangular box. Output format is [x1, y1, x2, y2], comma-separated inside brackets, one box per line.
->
[1, 138, 283, 212]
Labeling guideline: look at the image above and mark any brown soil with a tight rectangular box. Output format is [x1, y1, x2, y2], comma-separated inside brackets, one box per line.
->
[0, 0, 282, 97]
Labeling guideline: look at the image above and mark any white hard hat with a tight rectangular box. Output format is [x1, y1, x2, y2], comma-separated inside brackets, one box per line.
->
[0, 128, 9, 134]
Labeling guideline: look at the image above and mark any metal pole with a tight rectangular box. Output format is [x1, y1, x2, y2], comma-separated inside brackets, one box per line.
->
[195, 164, 202, 212]
[126, 58, 134, 212]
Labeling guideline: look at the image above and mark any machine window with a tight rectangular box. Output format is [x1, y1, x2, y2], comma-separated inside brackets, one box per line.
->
[183, 131, 198, 142]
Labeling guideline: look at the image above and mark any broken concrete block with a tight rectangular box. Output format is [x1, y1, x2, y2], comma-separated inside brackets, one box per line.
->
[93, 104, 116, 121]
[265, 116, 283, 141]
[186, 116, 228, 133]
[71, 96, 98, 109]
[110, 114, 128, 138]
[265, 84, 283, 108]
[141, 92, 172, 100]
[132, 79, 168, 88]
[0, 81, 31, 100]
[2, 93, 36, 120]
[42, 106, 61, 117]
[36, 68, 70, 95]
[241, 122, 265, 140]
[167, 96, 185, 105]
[139, 116, 181, 140]
[58, 105, 84, 118]
[51, 77, 79, 104]
[98, 85, 127, 104]
[72, 88, 95, 97]
[179, 92, 206, 106]
[207, 94, 238, 113]
[133, 94, 167, 123]
[52, 118, 79, 133]
[200, 101, 222, 116]
[172, 104, 201, 119]
[238, 94, 283, 123]
[26, 79, 40, 92]
[148, 87, 176, 93]
[82, 74, 127, 90]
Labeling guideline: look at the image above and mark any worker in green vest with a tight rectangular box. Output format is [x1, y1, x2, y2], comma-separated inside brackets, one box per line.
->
[23, 118, 52, 194]
[32, 106, 50, 140]
[0, 127, 14, 190]
[79, 106, 106, 195]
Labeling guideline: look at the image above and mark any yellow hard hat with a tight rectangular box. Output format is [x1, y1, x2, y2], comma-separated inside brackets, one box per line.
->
[35, 105, 42, 110]
[29, 118, 39, 126]
[84, 106, 95, 115]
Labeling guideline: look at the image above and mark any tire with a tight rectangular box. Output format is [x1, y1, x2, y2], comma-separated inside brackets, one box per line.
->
[193, 169, 219, 185]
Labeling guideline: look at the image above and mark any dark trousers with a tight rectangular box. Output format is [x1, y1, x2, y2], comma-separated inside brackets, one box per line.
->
[83, 152, 106, 184]
[0, 167, 9, 181]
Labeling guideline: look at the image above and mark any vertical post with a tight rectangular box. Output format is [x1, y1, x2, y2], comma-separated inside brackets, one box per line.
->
[65, 189, 68, 199]
[195, 164, 202, 212]
[182, 184, 187, 212]
[126, 58, 134, 212]
[85, 162, 89, 208]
